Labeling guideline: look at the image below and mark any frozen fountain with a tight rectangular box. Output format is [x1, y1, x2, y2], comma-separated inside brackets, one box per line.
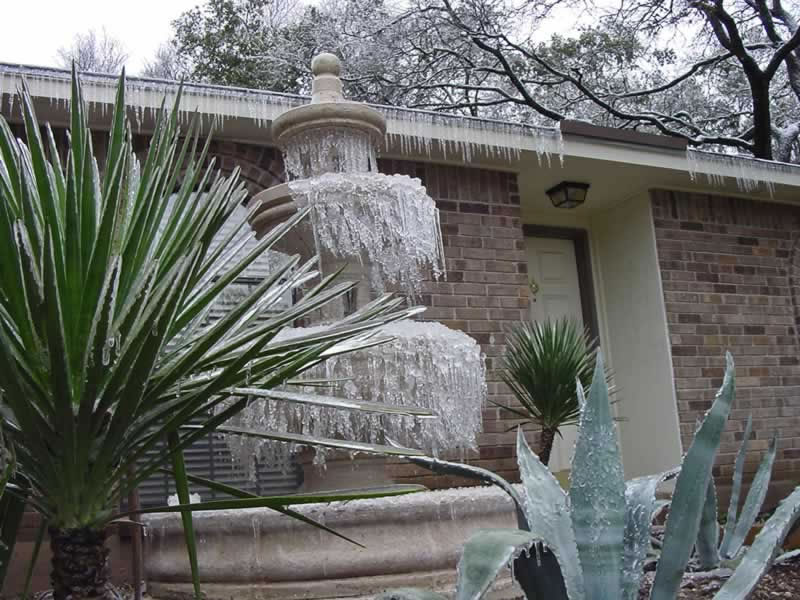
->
[223, 52, 486, 489]
[143, 54, 519, 600]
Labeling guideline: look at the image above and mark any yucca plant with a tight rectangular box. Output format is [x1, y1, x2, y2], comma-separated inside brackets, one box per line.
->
[0, 70, 433, 599]
[0, 432, 15, 570]
[500, 318, 596, 466]
[384, 353, 800, 600]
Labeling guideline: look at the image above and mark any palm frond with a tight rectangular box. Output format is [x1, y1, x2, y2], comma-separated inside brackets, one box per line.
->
[501, 318, 597, 432]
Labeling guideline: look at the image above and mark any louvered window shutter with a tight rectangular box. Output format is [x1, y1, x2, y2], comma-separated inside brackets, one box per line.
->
[135, 229, 301, 507]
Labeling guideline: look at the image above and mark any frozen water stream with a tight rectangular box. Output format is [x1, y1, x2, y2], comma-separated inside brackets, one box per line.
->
[289, 172, 444, 296]
[221, 320, 487, 477]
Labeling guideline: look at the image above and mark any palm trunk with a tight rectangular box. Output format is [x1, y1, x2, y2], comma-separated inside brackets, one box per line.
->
[49, 526, 111, 600]
[539, 427, 556, 467]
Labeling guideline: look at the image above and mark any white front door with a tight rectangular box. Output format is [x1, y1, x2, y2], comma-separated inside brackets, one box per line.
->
[525, 237, 584, 473]
[526, 237, 584, 326]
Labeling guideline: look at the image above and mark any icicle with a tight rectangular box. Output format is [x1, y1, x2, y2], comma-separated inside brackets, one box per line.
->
[379, 103, 564, 165]
[221, 320, 486, 471]
[685, 148, 796, 197]
[282, 127, 377, 180]
[288, 172, 444, 296]
[101, 335, 115, 366]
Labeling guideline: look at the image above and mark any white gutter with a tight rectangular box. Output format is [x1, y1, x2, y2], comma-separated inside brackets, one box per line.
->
[2, 62, 799, 192]
[0, 63, 562, 160]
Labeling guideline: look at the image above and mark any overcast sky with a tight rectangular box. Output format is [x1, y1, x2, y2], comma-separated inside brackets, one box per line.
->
[0, 0, 200, 72]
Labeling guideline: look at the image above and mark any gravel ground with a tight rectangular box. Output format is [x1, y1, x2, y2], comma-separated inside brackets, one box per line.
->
[12, 556, 800, 599]
[638, 555, 800, 599]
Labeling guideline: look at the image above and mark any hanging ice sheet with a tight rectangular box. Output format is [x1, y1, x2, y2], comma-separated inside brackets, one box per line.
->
[687, 148, 800, 197]
[288, 172, 445, 297]
[282, 126, 378, 179]
[220, 319, 487, 476]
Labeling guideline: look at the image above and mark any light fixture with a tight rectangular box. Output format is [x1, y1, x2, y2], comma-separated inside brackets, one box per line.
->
[547, 181, 590, 209]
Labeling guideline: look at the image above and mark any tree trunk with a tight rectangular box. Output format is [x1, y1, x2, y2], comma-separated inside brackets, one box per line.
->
[538, 427, 556, 467]
[49, 526, 111, 600]
[749, 77, 774, 160]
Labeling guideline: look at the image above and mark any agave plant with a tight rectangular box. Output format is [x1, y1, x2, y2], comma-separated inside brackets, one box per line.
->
[500, 318, 596, 466]
[694, 414, 778, 571]
[0, 70, 433, 599]
[384, 353, 800, 600]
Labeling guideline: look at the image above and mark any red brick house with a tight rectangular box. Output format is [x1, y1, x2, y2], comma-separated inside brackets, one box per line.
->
[2, 63, 800, 592]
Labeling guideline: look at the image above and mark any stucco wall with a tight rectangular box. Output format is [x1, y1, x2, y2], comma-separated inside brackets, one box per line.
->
[651, 188, 800, 497]
[591, 194, 683, 479]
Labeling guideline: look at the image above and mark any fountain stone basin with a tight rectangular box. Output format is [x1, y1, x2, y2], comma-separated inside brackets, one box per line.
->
[143, 485, 521, 599]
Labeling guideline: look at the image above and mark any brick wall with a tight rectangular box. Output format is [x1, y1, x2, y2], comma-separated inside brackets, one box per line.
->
[134, 135, 285, 196]
[378, 159, 530, 486]
[651, 189, 800, 494]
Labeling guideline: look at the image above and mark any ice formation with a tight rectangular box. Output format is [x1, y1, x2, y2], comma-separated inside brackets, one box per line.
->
[383, 105, 565, 165]
[288, 172, 444, 296]
[687, 148, 800, 196]
[0, 63, 564, 164]
[221, 320, 487, 477]
[167, 493, 202, 506]
[283, 126, 377, 179]
[0, 63, 304, 131]
[0, 56, 491, 479]
[215, 53, 489, 478]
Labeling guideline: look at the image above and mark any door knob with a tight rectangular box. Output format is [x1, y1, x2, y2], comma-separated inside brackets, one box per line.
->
[529, 278, 540, 301]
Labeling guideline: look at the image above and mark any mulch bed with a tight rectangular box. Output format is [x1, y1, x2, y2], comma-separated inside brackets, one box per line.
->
[638, 555, 800, 599]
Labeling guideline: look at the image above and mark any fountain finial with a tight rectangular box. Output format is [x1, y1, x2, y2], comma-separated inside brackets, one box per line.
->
[310, 52, 344, 104]
[311, 53, 341, 76]
[270, 51, 386, 178]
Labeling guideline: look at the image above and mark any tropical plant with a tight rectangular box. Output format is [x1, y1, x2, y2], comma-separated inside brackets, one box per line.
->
[500, 318, 596, 466]
[0, 69, 433, 599]
[383, 353, 800, 600]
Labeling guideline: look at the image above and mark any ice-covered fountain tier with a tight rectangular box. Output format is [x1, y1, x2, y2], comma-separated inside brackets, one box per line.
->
[249, 52, 446, 300]
[219, 52, 487, 487]
[143, 54, 512, 600]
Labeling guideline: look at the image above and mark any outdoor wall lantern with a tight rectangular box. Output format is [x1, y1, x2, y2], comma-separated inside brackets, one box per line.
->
[546, 181, 590, 209]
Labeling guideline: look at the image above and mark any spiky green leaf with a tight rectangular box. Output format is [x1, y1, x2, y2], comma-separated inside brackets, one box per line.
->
[517, 428, 584, 600]
[569, 352, 625, 598]
[725, 433, 778, 559]
[387, 443, 528, 530]
[719, 415, 753, 558]
[696, 476, 721, 569]
[714, 486, 800, 599]
[651, 353, 736, 600]
[622, 469, 679, 600]
[455, 529, 541, 600]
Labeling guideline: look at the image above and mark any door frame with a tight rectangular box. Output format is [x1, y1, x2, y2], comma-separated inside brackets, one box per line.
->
[522, 224, 599, 341]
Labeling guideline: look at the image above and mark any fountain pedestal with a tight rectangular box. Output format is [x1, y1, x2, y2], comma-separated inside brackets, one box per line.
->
[143, 486, 521, 600]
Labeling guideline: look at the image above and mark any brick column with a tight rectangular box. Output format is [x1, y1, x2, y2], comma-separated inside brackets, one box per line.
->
[380, 160, 530, 487]
[651, 189, 800, 498]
